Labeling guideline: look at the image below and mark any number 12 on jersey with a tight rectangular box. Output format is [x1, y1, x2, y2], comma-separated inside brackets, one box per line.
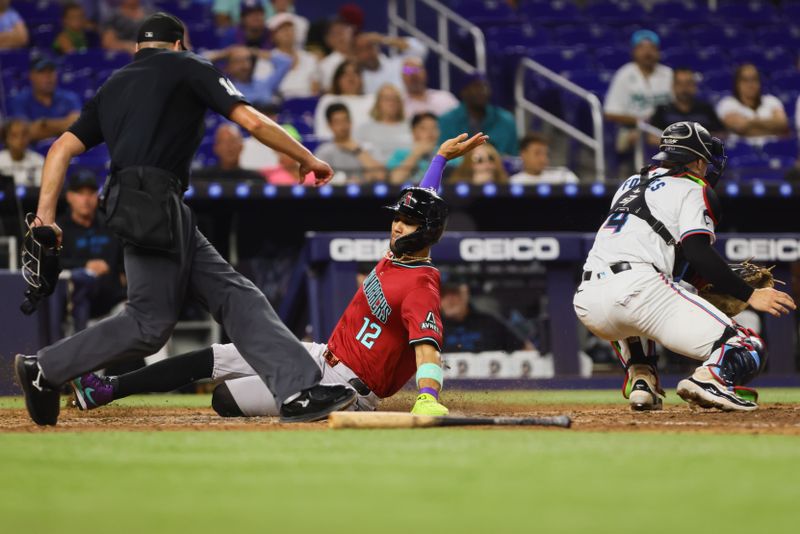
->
[356, 317, 382, 349]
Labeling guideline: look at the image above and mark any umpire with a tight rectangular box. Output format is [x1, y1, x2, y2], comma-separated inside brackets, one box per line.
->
[15, 13, 356, 426]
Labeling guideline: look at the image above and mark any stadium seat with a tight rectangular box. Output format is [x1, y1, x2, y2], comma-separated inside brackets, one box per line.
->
[30, 24, 57, 49]
[716, 2, 779, 24]
[0, 49, 31, 72]
[449, 0, 516, 26]
[526, 46, 591, 75]
[650, 1, 709, 23]
[13, 1, 61, 21]
[561, 70, 612, 97]
[763, 139, 799, 160]
[281, 97, 320, 119]
[519, 1, 583, 25]
[582, 2, 648, 25]
[153, 0, 212, 24]
[486, 25, 550, 52]
[697, 70, 731, 94]
[593, 46, 629, 71]
[729, 46, 793, 73]
[689, 25, 751, 49]
[551, 25, 612, 49]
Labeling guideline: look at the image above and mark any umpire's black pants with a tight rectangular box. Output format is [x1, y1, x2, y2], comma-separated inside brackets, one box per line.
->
[37, 201, 321, 403]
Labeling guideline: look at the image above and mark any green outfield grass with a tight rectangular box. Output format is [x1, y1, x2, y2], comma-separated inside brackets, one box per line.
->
[1, 390, 798, 533]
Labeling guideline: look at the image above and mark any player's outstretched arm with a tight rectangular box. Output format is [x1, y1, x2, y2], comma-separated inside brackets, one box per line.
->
[411, 343, 449, 416]
[437, 132, 489, 161]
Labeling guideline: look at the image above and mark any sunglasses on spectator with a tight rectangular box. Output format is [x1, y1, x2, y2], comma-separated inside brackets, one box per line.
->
[402, 65, 423, 75]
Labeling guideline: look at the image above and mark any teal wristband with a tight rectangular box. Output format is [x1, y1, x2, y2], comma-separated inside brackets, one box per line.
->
[416, 363, 444, 389]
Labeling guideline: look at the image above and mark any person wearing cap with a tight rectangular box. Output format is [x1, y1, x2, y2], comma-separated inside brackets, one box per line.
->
[0, 0, 29, 49]
[101, 0, 152, 54]
[604, 29, 673, 153]
[0, 118, 45, 186]
[8, 57, 82, 142]
[17, 12, 354, 427]
[218, 0, 270, 49]
[266, 0, 308, 48]
[268, 12, 319, 98]
[353, 31, 427, 94]
[438, 74, 518, 156]
[57, 169, 126, 332]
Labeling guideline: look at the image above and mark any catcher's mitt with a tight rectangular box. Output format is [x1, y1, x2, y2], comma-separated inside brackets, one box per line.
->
[699, 260, 779, 317]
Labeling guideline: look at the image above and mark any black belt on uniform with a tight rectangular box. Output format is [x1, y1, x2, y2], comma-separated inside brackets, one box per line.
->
[582, 261, 633, 281]
[322, 348, 372, 396]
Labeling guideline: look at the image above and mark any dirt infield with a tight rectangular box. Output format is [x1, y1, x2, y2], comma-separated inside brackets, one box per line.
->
[2, 395, 799, 434]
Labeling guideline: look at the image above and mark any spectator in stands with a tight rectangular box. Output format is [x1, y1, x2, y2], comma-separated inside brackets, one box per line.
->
[716, 63, 789, 147]
[268, 13, 319, 98]
[194, 124, 264, 181]
[439, 74, 518, 156]
[101, 0, 150, 54]
[402, 57, 459, 117]
[267, 0, 308, 48]
[449, 142, 508, 185]
[314, 60, 375, 139]
[441, 278, 532, 353]
[261, 126, 313, 185]
[213, 0, 268, 28]
[314, 103, 384, 183]
[57, 170, 126, 332]
[0, 0, 28, 49]
[353, 32, 427, 94]
[355, 84, 412, 163]
[510, 133, 579, 184]
[53, 3, 93, 55]
[648, 68, 724, 139]
[240, 102, 280, 170]
[0, 118, 45, 186]
[218, 45, 292, 106]
[8, 57, 82, 142]
[604, 30, 672, 153]
[218, 0, 270, 49]
[319, 18, 354, 92]
[387, 112, 458, 184]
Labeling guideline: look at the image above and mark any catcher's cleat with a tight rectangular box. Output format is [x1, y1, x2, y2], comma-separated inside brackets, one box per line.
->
[279, 384, 357, 423]
[14, 354, 60, 426]
[623, 364, 664, 411]
[71, 373, 116, 411]
[677, 367, 758, 412]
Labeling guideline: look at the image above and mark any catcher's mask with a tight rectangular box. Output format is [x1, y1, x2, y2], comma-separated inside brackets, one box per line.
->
[652, 121, 727, 186]
[383, 187, 448, 256]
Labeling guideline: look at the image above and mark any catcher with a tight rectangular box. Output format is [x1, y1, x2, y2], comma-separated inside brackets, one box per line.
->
[574, 121, 795, 412]
[70, 133, 488, 417]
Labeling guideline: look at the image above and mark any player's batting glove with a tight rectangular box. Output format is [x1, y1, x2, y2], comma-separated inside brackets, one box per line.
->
[411, 393, 449, 416]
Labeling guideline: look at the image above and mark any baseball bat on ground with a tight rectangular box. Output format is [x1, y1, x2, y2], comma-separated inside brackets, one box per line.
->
[328, 411, 572, 429]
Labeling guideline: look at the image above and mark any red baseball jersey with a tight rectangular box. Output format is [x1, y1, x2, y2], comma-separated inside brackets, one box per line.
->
[327, 256, 443, 398]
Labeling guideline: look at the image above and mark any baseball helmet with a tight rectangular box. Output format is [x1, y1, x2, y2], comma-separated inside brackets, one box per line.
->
[652, 121, 727, 185]
[383, 187, 449, 256]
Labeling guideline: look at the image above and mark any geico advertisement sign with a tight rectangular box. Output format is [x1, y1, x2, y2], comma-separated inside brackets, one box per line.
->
[459, 238, 560, 261]
[330, 239, 389, 261]
[725, 238, 800, 262]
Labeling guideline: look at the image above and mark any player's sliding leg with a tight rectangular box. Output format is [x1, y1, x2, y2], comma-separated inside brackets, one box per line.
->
[629, 275, 765, 411]
[611, 337, 664, 411]
[71, 347, 215, 410]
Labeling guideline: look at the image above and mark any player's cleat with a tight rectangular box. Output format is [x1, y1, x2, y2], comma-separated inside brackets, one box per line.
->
[14, 354, 60, 426]
[279, 384, 357, 423]
[677, 367, 758, 412]
[623, 364, 664, 411]
[71, 373, 116, 410]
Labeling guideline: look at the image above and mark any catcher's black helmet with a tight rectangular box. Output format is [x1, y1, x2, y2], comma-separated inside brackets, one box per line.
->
[383, 187, 448, 256]
[652, 121, 727, 184]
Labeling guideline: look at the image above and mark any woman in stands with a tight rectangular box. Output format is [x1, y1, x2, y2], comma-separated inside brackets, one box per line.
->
[314, 59, 375, 140]
[716, 63, 789, 147]
[449, 142, 508, 185]
[355, 83, 412, 163]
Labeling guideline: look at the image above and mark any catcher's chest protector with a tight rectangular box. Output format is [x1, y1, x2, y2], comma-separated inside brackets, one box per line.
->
[607, 171, 677, 247]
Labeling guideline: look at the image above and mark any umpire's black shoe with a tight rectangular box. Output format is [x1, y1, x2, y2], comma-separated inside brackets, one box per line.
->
[14, 354, 60, 426]
[279, 384, 357, 423]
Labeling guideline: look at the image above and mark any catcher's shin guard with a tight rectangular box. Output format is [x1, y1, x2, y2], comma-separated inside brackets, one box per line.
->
[619, 338, 664, 411]
[677, 325, 765, 411]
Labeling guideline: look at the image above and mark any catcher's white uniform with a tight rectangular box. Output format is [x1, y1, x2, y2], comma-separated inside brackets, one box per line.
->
[573, 167, 733, 364]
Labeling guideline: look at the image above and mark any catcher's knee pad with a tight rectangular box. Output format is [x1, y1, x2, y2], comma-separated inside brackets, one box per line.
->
[706, 324, 766, 386]
[211, 383, 245, 417]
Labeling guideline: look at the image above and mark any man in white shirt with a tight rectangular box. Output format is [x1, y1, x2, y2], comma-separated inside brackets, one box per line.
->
[402, 57, 459, 117]
[267, 13, 320, 98]
[510, 133, 579, 184]
[353, 32, 427, 94]
[604, 30, 673, 153]
[0, 118, 44, 186]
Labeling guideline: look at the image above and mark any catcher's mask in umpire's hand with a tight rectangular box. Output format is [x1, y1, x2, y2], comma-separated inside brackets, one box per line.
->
[383, 187, 449, 256]
[652, 121, 727, 186]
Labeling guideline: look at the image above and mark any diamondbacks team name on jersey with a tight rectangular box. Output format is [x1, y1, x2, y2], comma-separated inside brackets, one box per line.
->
[420, 311, 440, 334]
[362, 269, 392, 324]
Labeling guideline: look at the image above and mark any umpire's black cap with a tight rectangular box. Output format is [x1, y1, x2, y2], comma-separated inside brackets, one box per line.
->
[137, 12, 187, 50]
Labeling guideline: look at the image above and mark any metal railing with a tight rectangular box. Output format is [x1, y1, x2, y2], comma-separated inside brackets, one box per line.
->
[0, 236, 17, 270]
[387, 0, 487, 92]
[514, 58, 606, 182]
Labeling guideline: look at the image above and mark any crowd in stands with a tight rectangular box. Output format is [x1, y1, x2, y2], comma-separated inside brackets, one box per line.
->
[1, 0, 799, 189]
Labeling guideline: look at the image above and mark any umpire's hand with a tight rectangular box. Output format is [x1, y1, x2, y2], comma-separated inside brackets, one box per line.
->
[300, 156, 334, 186]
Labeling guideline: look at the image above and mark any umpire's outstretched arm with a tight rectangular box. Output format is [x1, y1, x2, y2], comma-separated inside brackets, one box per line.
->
[229, 104, 333, 186]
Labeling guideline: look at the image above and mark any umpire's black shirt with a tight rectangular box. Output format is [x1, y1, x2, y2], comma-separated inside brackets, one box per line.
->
[68, 48, 249, 187]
